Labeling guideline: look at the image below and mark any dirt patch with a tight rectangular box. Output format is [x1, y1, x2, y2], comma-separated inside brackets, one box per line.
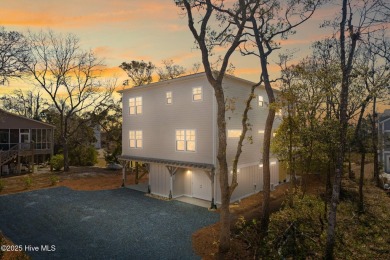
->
[0, 166, 147, 195]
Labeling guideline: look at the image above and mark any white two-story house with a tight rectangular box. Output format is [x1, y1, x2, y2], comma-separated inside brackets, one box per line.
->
[118, 72, 283, 208]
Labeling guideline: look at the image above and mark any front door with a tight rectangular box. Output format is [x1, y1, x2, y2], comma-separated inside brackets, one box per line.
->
[192, 170, 211, 201]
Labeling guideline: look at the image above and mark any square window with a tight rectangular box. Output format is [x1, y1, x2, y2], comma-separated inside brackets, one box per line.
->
[176, 129, 196, 152]
[166, 91, 172, 104]
[192, 87, 202, 101]
[258, 96, 264, 107]
[129, 130, 142, 148]
[228, 129, 242, 138]
[136, 97, 142, 114]
[129, 97, 142, 115]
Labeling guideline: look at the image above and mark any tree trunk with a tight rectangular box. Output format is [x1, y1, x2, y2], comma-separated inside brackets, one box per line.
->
[348, 147, 354, 179]
[358, 150, 365, 213]
[63, 137, 70, 172]
[214, 86, 230, 255]
[325, 0, 358, 256]
[252, 27, 276, 234]
[372, 97, 380, 186]
[261, 109, 275, 233]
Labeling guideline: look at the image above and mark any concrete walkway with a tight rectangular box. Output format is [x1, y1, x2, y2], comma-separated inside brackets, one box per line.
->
[0, 187, 218, 259]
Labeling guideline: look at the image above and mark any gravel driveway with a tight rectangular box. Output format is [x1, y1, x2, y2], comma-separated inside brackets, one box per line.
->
[0, 187, 218, 259]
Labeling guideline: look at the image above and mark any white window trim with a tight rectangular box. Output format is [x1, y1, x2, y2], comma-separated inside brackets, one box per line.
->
[166, 91, 172, 105]
[129, 130, 143, 149]
[192, 87, 203, 102]
[175, 129, 196, 152]
[129, 96, 142, 115]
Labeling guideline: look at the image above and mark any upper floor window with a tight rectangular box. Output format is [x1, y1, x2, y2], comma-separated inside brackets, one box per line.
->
[228, 129, 242, 138]
[166, 91, 172, 104]
[276, 109, 282, 116]
[258, 95, 264, 107]
[176, 129, 196, 152]
[192, 87, 202, 101]
[129, 97, 142, 115]
[129, 130, 142, 148]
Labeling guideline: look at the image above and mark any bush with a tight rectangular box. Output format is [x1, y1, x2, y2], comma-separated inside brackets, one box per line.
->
[24, 175, 33, 189]
[234, 190, 326, 259]
[69, 145, 97, 166]
[50, 175, 59, 186]
[51, 154, 64, 171]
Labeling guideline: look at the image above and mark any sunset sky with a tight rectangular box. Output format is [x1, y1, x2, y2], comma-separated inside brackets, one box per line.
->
[0, 0, 340, 95]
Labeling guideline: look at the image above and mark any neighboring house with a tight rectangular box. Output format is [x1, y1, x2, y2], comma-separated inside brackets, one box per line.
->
[0, 109, 54, 175]
[118, 72, 283, 207]
[379, 109, 390, 173]
[93, 125, 102, 149]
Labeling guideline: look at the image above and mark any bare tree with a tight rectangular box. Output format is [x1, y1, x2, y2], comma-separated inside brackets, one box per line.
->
[157, 59, 186, 81]
[119, 60, 155, 86]
[325, 0, 389, 257]
[21, 30, 115, 171]
[241, 0, 320, 233]
[0, 88, 49, 120]
[0, 27, 29, 84]
[174, 0, 256, 255]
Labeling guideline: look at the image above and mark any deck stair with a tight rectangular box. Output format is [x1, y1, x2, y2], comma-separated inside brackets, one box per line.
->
[0, 144, 19, 167]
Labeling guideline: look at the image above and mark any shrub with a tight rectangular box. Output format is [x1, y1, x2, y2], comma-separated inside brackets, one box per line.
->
[104, 145, 121, 164]
[69, 145, 97, 166]
[24, 175, 33, 189]
[234, 190, 326, 259]
[50, 175, 59, 186]
[50, 154, 64, 171]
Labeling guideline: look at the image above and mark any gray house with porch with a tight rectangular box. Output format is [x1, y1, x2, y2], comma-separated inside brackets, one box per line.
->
[119, 72, 282, 207]
[0, 109, 54, 175]
[379, 110, 390, 173]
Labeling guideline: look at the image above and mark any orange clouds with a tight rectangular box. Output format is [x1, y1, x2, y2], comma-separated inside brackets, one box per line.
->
[0, 0, 182, 30]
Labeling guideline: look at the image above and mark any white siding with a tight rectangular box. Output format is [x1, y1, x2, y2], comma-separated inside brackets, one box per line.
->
[215, 161, 280, 203]
[122, 76, 214, 164]
[223, 77, 282, 166]
[191, 169, 212, 201]
[149, 163, 170, 197]
[173, 169, 192, 198]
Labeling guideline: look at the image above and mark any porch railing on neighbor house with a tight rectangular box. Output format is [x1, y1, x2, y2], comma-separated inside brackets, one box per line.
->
[0, 144, 20, 167]
[0, 143, 39, 166]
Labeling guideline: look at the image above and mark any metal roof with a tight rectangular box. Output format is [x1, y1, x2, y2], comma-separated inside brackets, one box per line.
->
[117, 72, 280, 94]
[118, 155, 215, 170]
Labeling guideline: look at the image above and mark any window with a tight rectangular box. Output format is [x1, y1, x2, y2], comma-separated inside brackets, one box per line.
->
[176, 129, 196, 152]
[129, 130, 143, 148]
[258, 95, 264, 107]
[228, 129, 242, 138]
[258, 130, 264, 134]
[166, 91, 172, 104]
[276, 109, 282, 116]
[192, 87, 202, 101]
[129, 97, 142, 114]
